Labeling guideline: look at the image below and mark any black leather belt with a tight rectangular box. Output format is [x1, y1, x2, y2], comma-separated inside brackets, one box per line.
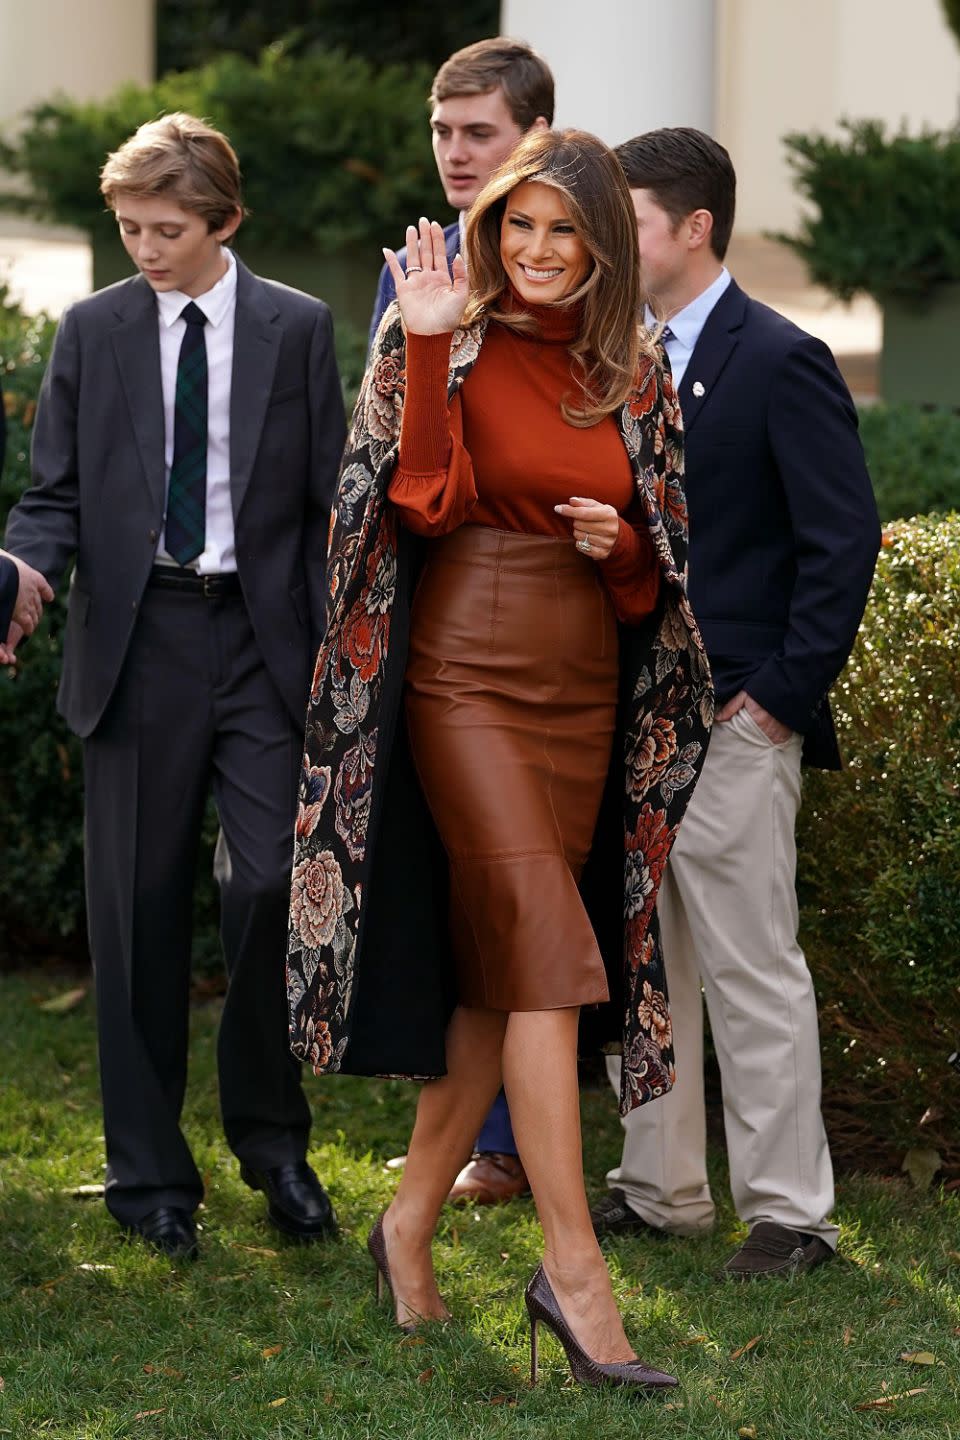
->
[148, 567, 242, 598]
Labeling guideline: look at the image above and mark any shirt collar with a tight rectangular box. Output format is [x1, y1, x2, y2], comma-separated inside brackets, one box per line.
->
[156, 246, 237, 329]
[644, 266, 731, 348]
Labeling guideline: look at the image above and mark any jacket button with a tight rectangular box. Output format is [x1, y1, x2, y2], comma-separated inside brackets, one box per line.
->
[149, 529, 158, 542]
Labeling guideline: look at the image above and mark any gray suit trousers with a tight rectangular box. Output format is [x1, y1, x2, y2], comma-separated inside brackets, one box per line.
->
[83, 584, 309, 1226]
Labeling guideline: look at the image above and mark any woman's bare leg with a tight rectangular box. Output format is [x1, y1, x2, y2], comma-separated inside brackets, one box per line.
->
[502, 1008, 636, 1363]
[381, 1003, 507, 1326]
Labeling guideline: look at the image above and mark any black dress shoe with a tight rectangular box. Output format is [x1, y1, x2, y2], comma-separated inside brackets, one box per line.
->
[127, 1206, 198, 1261]
[723, 1221, 835, 1279]
[590, 1188, 669, 1241]
[241, 1161, 337, 1240]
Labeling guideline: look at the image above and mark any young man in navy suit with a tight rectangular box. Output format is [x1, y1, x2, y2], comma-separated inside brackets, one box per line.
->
[367, 36, 553, 349]
[370, 37, 553, 1205]
[5, 114, 345, 1258]
[592, 129, 880, 1276]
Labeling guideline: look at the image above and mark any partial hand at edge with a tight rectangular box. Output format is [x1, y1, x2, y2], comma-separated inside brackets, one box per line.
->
[383, 217, 469, 337]
[6, 552, 55, 636]
[0, 621, 25, 666]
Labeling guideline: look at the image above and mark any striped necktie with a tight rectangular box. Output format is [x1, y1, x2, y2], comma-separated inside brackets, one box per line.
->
[165, 301, 208, 566]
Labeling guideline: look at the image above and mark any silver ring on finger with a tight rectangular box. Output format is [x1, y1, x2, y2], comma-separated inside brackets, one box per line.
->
[405, 265, 423, 276]
[576, 535, 592, 553]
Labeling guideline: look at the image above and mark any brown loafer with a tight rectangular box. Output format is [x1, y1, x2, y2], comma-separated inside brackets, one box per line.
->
[723, 1221, 835, 1279]
[448, 1151, 530, 1205]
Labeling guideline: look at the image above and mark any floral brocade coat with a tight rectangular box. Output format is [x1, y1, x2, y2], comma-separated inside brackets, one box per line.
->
[286, 308, 714, 1115]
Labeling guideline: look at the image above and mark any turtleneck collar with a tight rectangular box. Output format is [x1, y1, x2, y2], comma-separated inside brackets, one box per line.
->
[499, 283, 584, 344]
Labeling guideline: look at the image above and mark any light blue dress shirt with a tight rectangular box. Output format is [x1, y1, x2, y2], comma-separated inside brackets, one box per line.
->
[644, 267, 732, 390]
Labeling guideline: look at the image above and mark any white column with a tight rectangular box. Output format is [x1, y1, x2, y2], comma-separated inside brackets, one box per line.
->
[500, 0, 716, 146]
[0, 0, 155, 129]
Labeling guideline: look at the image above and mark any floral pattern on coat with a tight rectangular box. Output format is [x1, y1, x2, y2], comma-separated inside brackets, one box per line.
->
[287, 305, 713, 1114]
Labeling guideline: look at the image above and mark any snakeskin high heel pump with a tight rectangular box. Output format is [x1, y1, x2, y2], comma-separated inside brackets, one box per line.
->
[525, 1263, 678, 1391]
[367, 1213, 417, 1335]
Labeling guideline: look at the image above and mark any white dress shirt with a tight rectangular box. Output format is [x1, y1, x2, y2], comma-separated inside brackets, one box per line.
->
[645, 267, 732, 390]
[155, 247, 237, 573]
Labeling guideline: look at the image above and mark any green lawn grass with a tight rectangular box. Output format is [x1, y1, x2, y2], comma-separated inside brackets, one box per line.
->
[1, 972, 958, 1440]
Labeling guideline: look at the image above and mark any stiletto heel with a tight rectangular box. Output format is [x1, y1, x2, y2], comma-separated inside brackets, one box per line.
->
[523, 1264, 678, 1392]
[367, 1213, 416, 1332]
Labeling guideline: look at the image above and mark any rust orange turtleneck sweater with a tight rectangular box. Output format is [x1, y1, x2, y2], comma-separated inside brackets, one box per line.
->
[387, 293, 660, 624]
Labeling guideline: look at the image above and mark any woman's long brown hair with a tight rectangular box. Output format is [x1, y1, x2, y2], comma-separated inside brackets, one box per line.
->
[464, 128, 653, 427]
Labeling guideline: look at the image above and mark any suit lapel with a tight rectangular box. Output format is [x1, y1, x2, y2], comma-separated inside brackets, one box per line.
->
[110, 277, 166, 515]
[229, 257, 281, 519]
[677, 278, 747, 435]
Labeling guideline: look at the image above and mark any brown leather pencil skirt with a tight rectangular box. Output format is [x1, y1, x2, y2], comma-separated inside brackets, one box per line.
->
[405, 524, 618, 1012]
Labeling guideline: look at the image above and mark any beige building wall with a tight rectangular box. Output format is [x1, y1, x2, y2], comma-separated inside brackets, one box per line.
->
[717, 0, 960, 233]
[501, 0, 716, 143]
[504, 0, 960, 234]
[0, 0, 154, 129]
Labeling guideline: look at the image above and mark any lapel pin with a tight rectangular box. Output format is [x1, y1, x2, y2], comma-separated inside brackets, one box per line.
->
[692, 380, 705, 398]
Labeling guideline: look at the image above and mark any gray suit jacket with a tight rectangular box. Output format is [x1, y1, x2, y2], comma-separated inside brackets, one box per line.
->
[4, 258, 345, 737]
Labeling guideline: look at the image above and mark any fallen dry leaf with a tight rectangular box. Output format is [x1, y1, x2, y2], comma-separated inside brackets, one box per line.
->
[261, 1345, 283, 1358]
[134, 1410, 166, 1421]
[854, 1388, 928, 1411]
[900, 1352, 936, 1366]
[843, 1326, 853, 1346]
[267, 1397, 287, 1408]
[901, 1147, 942, 1190]
[946, 1251, 960, 1264]
[0, 1377, 4, 1393]
[232, 1244, 279, 1258]
[399, 1335, 425, 1348]
[738, 1428, 758, 1439]
[35, 987, 87, 1014]
[143, 1364, 183, 1378]
[37, 1275, 69, 1291]
[417, 1368, 434, 1384]
[729, 1335, 761, 1360]
[486, 1396, 516, 1406]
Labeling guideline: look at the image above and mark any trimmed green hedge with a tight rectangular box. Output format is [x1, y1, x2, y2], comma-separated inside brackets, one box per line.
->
[859, 404, 960, 521]
[778, 120, 960, 302]
[0, 46, 446, 258]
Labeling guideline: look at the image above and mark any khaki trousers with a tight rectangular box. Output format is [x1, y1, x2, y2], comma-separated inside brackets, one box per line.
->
[605, 707, 838, 1246]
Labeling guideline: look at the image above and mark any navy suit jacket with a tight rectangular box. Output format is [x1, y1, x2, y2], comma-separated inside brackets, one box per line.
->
[0, 555, 16, 637]
[368, 221, 460, 353]
[678, 279, 880, 769]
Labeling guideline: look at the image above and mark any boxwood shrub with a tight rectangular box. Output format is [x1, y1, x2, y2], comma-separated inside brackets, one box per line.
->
[798, 514, 960, 1175]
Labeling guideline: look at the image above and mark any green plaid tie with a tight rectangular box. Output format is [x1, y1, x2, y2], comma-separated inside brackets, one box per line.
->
[165, 300, 208, 565]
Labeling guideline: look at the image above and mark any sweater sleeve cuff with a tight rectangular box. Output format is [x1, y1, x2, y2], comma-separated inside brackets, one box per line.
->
[398, 330, 455, 475]
[598, 517, 642, 586]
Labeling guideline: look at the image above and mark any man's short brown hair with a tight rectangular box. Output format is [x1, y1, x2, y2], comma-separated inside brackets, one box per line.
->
[100, 112, 246, 233]
[615, 127, 737, 261]
[430, 37, 555, 130]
